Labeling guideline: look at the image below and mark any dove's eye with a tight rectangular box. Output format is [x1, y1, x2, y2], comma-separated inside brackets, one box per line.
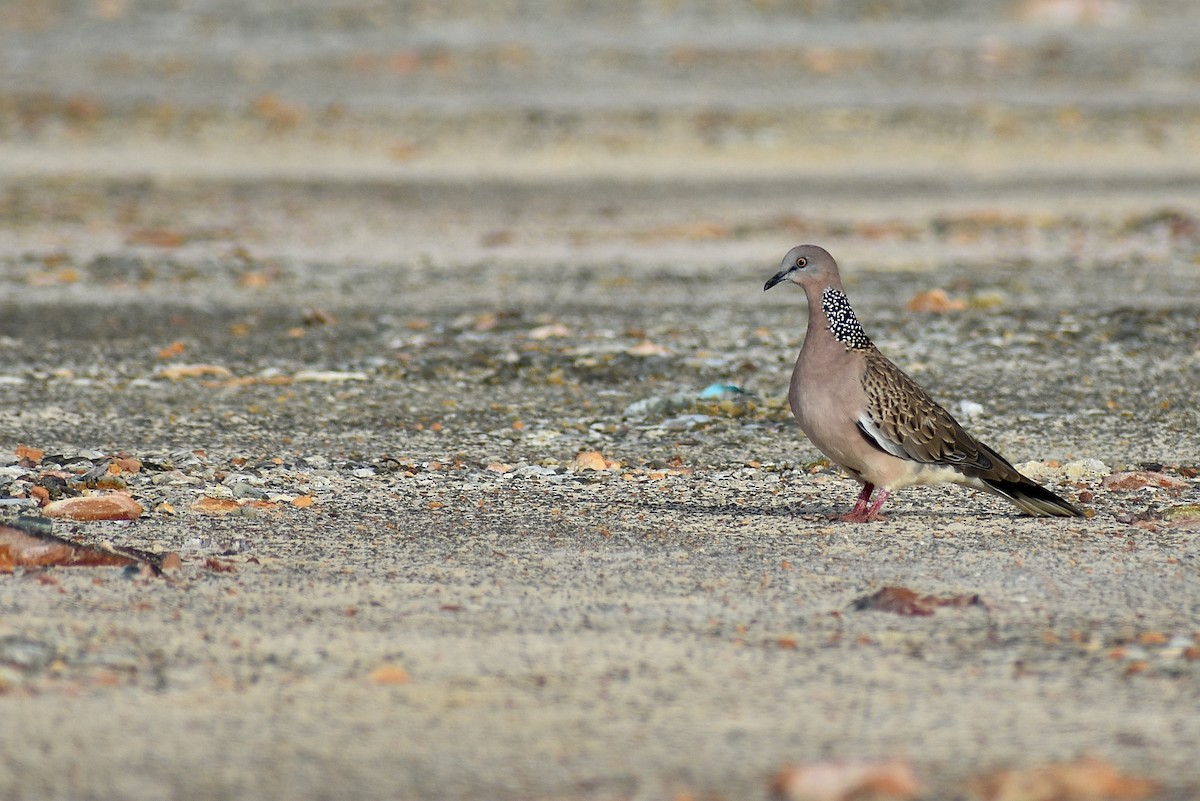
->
[795, 257, 808, 269]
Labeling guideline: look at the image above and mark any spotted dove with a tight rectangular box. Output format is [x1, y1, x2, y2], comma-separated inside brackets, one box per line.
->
[764, 244, 1083, 521]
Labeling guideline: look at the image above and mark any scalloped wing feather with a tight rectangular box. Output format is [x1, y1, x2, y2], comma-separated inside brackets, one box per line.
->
[860, 348, 1020, 481]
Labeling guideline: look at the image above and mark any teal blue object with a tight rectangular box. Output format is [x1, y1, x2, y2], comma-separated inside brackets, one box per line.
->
[698, 383, 745, 399]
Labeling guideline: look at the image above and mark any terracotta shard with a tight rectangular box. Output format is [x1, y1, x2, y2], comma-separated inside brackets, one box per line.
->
[0, 517, 176, 575]
[189, 496, 242, 515]
[906, 288, 967, 313]
[368, 665, 411, 685]
[772, 757, 920, 801]
[969, 757, 1159, 801]
[572, 451, 610, 471]
[43, 493, 144, 521]
[1101, 471, 1190, 492]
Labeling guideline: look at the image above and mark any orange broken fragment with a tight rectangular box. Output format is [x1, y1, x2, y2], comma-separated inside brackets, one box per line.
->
[189, 496, 243, 515]
[1, 524, 135, 571]
[626, 340, 671, 357]
[369, 665, 411, 685]
[969, 757, 1158, 801]
[128, 228, 186, 248]
[43, 493, 144, 521]
[906, 288, 967, 313]
[0, 520, 176, 574]
[114, 457, 142, 474]
[15, 444, 44, 464]
[772, 757, 920, 801]
[156, 340, 187, 359]
[1101, 471, 1189, 492]
[572, 451, 610, 471]
[159, 363, 234, 380]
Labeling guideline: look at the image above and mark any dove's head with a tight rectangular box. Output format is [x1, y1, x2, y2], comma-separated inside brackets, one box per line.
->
[763, 244, 840, 294]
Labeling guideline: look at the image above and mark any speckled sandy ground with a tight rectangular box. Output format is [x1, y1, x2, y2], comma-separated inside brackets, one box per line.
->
[0, 175, 1198, 801]
[3, 3, 1200, 800]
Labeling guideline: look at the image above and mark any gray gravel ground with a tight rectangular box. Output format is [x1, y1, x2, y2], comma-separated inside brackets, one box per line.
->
[1, 176, 1199, 801]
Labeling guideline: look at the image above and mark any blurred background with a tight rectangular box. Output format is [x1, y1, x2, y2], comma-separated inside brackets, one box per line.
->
[2, 0, 1199, 281]
[3, 0, 1199, 183]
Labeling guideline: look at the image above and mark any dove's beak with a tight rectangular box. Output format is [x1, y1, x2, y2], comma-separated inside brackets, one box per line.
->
[763, 269, 790, 291]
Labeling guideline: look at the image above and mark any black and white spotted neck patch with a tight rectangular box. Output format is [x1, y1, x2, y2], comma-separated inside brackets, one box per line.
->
[821, 288, 872, 350]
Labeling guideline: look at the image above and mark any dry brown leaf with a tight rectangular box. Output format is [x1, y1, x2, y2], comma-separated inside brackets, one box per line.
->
[43, 493, 143, 521]
[15, 443, 44, 464]
[368, 664, 410, 685]
[389, 141, 419, 161]
[64, 94, 104, 124]
[159, 363, 233, 380]
[772, 757, 920, 801]
[472, 312, 499, 331]
[0, 519, 175, 574]
[250, 94, 304, 130]
[302, 307, 336, 326]
[157, 340, 186, 359]
[854, 220, 920, 240]
[1, 523, 134, 572]
[92, 0, 130, 20]
[127, 228, 186, 248]
[1102, 471, 1190, 492]
[240, 270, 277, 289]
[189, 496, 242, 515]
[114, 457, 142, 474]
[906, 289, 967, 313]
[969, 757, 1159, 801]
[527, 323, 571, 339]
[626, 341, 671, 357]
[852, 586, 984, 616]
[633, 221, 731, 243]
[480, 229, 515, 247]
[27, 267, 80, 286]
[203, 375, 293, 389]
[1015, 0, 1132, 26]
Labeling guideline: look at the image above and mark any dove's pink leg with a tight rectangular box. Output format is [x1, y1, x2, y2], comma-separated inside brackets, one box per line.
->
[841, 483, 875, 522]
